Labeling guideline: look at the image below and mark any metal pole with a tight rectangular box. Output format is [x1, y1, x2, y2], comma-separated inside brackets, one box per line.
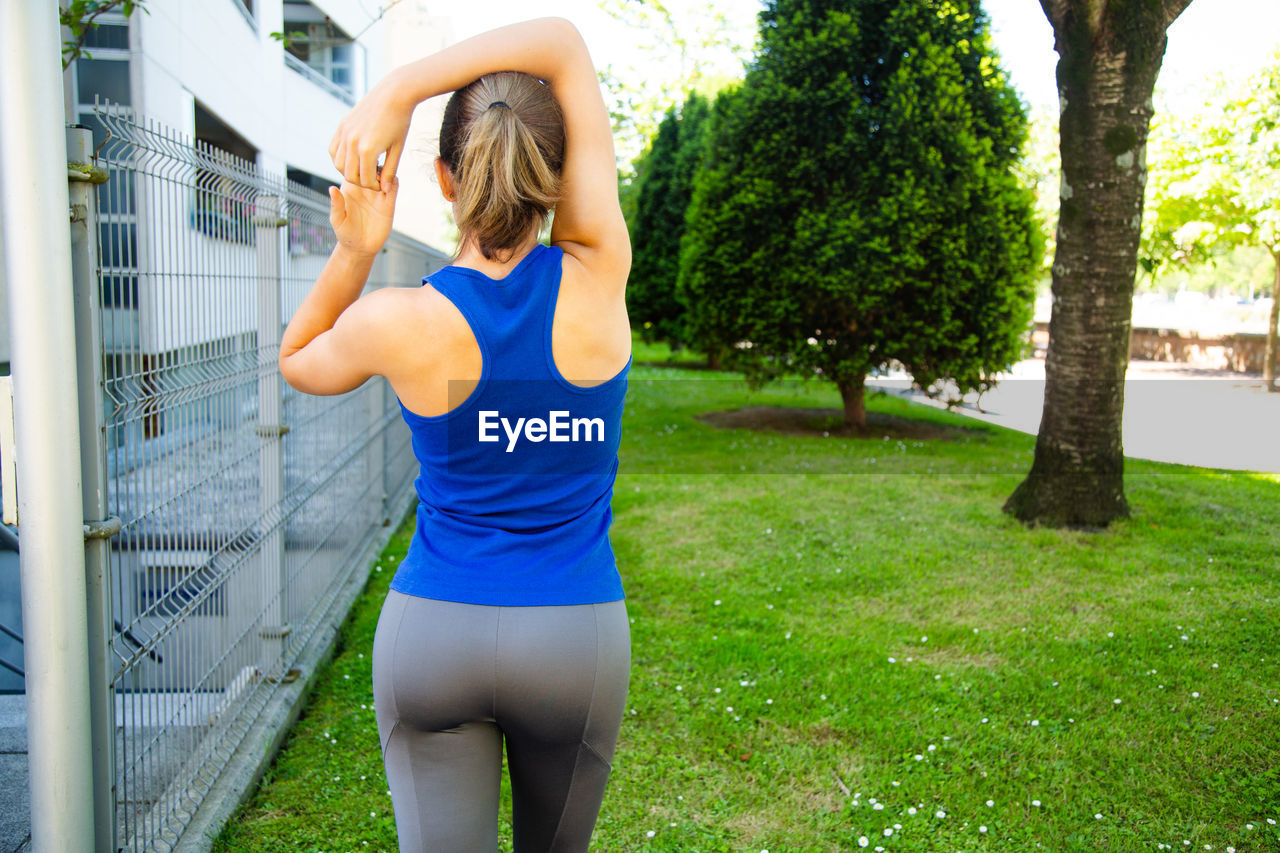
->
[255, 195, 289, 678]
[368, 247, 389, 524]
[68, 125, 119, 853]
[0, 4, 96, 853]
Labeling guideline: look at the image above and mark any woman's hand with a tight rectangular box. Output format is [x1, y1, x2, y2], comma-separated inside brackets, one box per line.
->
[328, 74, 414, 191]
[328, 178, 398, 258]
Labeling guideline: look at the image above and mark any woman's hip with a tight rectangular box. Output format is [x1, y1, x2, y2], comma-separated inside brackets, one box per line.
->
[372, 590, 630, 741]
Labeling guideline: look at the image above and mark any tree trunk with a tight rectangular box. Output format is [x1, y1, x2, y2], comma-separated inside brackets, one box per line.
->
[836, 374, 867, 432]
[1005, 0, 1193, 527]
[1266, 250, 1278, 392]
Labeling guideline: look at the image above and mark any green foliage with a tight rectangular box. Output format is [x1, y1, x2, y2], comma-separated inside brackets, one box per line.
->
[268, 30, 309, 48]
[1016, 107, 1059, 294]
[618, 151, 649, 233]
[627, 93, 712, 348]
[1145, 55, 1280, 273]
[598, 0, 756, 168]
[677, 0, 1041, 417]
[60, 0, 148, 69]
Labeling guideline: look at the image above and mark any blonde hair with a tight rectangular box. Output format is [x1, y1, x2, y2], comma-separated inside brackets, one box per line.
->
[439, 71, 565, 261]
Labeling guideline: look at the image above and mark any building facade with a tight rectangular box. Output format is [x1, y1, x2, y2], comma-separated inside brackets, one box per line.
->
[0, 0, 456, 694]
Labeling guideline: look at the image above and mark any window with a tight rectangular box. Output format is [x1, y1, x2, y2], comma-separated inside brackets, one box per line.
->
[76, 59, 131, 104]
[286, 168, 338, 255]
[286, 167, 335, 196]
[81, 21, 130, 51]
[281, 1, 361, 101]
[193, 102, 258, 245]
[72, 17, 139, 315]
[194, 102, 257, 164]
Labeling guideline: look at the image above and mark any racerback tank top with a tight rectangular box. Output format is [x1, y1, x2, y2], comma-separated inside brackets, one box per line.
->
[389, 243, 631, 606]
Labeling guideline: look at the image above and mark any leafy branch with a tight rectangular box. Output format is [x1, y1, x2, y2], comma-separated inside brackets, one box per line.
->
[60, 0, 148, 69]
[271, 0, 405, 50]
[269, 29, 310, 49]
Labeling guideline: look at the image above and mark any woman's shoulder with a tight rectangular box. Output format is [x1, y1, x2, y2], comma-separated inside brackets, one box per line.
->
[349, 283, 469, 365]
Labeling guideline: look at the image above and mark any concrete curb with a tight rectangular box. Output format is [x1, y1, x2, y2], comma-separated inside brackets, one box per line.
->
[172, 494, 414, 853]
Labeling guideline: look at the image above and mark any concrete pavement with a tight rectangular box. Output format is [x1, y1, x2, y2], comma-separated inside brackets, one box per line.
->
[0, 695, 29, 853]
[868, 357, 1280, 474]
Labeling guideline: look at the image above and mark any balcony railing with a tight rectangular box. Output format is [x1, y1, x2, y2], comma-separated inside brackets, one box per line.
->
[283, 51, 355, 106]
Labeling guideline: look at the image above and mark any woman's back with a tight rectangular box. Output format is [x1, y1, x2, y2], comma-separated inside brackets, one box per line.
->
[390, 242, 631, 606]
[382, 244, 631, 418]
[356, 58, 632, 418]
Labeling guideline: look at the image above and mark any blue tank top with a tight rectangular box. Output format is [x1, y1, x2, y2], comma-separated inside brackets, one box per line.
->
[389, 243, 631, 606]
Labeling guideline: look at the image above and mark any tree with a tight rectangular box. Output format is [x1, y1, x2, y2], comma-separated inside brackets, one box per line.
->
[597, 0, 754, 169]
[627, 92, 711, 349]
[1019, 106, 1063, 292]
[1002, 0, 1195, 528]
[1144, 57, 1280, 389]
[678, 0, 1040, 430]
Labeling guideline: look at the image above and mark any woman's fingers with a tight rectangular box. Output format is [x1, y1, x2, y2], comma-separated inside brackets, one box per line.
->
[359, 145, 381, 191]
[328, 184, 348, 229]
[380, 141, 403, 194]
[333, 137, 380, 189]
[329, 90, 410, 189]
[380, 176, 400, 211]
[331, 126, 350, 178]
[344, 140, 363, 185]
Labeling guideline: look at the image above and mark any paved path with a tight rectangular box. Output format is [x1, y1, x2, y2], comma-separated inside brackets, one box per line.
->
[868, 357, 1280, 474]
[0, 695, 28, 853]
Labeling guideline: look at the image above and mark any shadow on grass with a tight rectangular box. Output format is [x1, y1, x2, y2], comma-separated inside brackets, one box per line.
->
[694, 404, 996, 441]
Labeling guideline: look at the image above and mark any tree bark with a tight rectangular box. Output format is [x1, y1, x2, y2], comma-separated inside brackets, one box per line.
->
[837, 374, 868, 433]
[1005, 0, 1193, 528]
[1267, 250, 1279, 392]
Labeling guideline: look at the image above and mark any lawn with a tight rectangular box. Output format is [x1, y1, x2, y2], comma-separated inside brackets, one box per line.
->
[212, 340, 1280, 853]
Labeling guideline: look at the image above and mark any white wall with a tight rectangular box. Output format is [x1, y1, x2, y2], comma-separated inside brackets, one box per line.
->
[115, 1, 453, 353]
[381, 3, 456, 251]
[135, 0, 383, 181]
[131, 0, 453, 242]
[0, 226, 8, 368]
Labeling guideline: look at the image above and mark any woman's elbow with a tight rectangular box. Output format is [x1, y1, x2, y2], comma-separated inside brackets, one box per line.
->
[278, 346, 311, 393]
[278, 354, 300, 391]
[537, 17, 588, 55]
[541, 17, 582, 40]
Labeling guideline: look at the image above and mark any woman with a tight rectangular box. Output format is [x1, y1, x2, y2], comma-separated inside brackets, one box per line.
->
[278, 18, 632, 853]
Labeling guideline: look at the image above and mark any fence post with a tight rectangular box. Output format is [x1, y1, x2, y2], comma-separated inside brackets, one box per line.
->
[0, 4, 97, 852]
[255, 195, 289, 678]
[68, 125, 120, 853]
[368, 247, 390, 524]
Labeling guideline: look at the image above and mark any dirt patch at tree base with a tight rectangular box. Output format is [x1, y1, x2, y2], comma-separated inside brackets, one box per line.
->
[635, 360, 721, 371]
[694, 405, 990, 441]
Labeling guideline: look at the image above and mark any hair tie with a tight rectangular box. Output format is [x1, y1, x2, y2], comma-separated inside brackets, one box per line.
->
[489, 100, 511, 110]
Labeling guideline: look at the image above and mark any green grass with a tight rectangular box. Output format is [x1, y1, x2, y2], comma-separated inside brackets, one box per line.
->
[631, 336, 713, 367]
[213, 341, 1280, 853]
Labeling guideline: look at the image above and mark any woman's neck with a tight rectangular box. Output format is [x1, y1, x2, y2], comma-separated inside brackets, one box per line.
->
[452, 231, 542, 280]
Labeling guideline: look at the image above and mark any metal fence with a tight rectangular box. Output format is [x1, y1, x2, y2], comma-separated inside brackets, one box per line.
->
[80, 104, 445, 851]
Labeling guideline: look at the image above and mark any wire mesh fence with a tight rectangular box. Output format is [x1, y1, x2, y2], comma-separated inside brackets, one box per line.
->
[89, 103, 445, 851]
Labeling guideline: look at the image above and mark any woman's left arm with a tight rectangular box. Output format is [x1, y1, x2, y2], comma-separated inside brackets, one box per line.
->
[278, 178, 399, 394]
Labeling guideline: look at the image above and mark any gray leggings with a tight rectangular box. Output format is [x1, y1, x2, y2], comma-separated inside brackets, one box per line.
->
[372, 589, 631, 853]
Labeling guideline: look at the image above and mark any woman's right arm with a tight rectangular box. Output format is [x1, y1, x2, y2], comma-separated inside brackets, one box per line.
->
[329, 18, 628, 284]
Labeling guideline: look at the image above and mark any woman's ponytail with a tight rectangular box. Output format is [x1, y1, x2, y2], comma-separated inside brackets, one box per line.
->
[439, 72, 565, 261]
